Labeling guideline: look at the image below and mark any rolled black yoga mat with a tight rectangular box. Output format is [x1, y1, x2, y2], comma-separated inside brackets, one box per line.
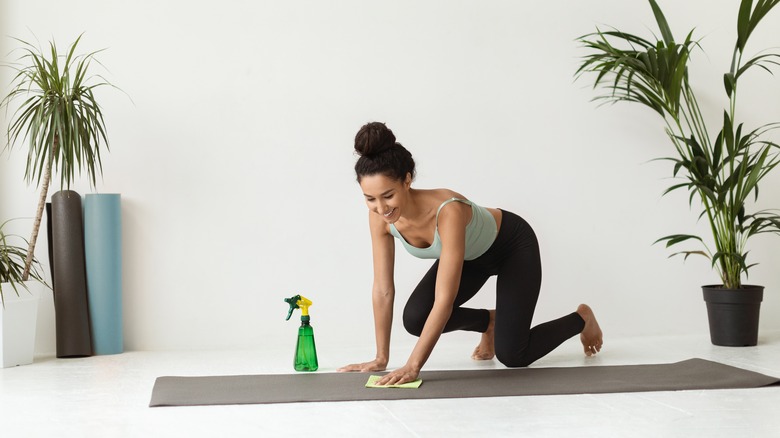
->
[149, 358, 780, 407]
[51, 190, 93, 358]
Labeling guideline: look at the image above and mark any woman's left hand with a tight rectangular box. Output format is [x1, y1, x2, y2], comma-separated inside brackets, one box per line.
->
[375, 364, 420, 386]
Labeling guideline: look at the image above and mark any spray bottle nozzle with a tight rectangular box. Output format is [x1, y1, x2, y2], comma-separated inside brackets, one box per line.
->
[284, 294, 312, 320]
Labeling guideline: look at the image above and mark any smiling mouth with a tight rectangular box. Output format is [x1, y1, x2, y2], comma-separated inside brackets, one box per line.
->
[383, 208, 395, 218]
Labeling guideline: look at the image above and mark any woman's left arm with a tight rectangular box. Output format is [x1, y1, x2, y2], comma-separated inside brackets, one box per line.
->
[375, 204, 469, 385]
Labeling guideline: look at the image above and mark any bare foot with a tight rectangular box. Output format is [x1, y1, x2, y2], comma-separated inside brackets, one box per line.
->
[471, 309, 496, 360]
[577, 304, 603, 357]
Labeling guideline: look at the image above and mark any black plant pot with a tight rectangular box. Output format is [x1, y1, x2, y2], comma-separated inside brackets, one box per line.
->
[702, 285, 763, 347]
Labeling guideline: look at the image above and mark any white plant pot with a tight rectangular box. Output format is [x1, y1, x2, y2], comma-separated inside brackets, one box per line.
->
[1, 281, 43, 368]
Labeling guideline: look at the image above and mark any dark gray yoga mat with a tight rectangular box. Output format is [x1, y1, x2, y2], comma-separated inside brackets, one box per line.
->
[51, 190, 93, 358]
[149, 358, 780, 407]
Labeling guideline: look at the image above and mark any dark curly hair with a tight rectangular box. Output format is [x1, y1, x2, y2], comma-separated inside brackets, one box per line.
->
[353, 122, 416, 183]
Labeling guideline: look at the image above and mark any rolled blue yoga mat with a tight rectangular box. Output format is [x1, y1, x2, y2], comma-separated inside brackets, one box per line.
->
[51, 190, 93, 358]
[84, 194, 123, 355]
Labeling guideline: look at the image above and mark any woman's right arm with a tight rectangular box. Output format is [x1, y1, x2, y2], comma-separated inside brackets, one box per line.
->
[337, 211, 395, 372]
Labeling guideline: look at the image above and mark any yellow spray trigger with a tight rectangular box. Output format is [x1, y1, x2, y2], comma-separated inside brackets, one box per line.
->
[297, 296, 312, 316]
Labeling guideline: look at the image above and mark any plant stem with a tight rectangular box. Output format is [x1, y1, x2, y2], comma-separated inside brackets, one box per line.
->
[21, 135, 56, 281]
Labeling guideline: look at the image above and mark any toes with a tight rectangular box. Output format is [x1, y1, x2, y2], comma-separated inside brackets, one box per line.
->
[583, 343, 602, 356]
[472, 351, 488, 360]
[471, 346, 495, 361]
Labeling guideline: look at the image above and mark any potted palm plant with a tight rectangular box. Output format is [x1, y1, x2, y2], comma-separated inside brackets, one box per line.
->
[576, 0, 780, 346]
[0, 219, 46, 367]
[1, 34, 117, 357]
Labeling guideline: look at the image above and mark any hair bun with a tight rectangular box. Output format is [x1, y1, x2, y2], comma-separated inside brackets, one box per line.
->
[354, 122, 396, 157]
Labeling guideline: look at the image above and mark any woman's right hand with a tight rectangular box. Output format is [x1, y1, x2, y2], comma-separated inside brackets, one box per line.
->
[336, 359, 388, 373]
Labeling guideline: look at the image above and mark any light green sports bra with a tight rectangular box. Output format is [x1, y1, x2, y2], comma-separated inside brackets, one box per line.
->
[389, 198, 498, 261]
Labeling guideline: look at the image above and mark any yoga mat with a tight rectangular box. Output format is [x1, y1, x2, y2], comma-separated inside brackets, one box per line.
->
[51, 190, 92, 358]
[84, 194, 123, 355]
[149, 358, 780, 407]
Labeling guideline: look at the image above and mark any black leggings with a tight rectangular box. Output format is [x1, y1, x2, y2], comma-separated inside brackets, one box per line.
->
[403, 209, 585, 367]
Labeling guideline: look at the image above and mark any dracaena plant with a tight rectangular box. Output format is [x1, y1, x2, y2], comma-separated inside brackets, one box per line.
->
[576, 0, 780, 289]
[1, 34, 115, 282]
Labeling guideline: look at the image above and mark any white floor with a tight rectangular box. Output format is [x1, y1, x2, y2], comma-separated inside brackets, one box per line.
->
[2, 331, 780, 438]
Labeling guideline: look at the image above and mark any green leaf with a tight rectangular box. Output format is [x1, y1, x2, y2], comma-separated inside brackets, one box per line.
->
[723, 72, 736, 97]
[649, 0, 675, 45]
[654, 234, 704, 248]
[662, 182, 690, 196]
[671, 250, 710, 261]
[723, 111, 735, 157]
[737, 0, 754, 51]
[672, 160, 685, 177]
[736, 52, 780, 79]
[732, 0, 780, 64]
[713, 130, 724, 172]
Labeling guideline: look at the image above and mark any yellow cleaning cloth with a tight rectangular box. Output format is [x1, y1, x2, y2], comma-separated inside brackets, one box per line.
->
[365, 375, 423, 389]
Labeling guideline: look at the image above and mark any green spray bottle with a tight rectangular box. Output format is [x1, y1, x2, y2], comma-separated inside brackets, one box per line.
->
[284, 294, 318, 372]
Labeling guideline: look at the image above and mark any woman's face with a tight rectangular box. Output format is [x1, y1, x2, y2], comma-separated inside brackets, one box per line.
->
[359, 173, 411, 224]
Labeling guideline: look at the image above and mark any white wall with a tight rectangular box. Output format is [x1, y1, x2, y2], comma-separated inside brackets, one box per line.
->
[1, 0, 779, 358]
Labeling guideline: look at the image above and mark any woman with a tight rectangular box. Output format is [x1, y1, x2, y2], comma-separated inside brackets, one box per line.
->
[337, 122, 603, 385]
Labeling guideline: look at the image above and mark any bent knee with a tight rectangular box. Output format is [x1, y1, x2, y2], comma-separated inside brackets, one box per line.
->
[495, 346, 533, 368]
[402, 307, 427, 337]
